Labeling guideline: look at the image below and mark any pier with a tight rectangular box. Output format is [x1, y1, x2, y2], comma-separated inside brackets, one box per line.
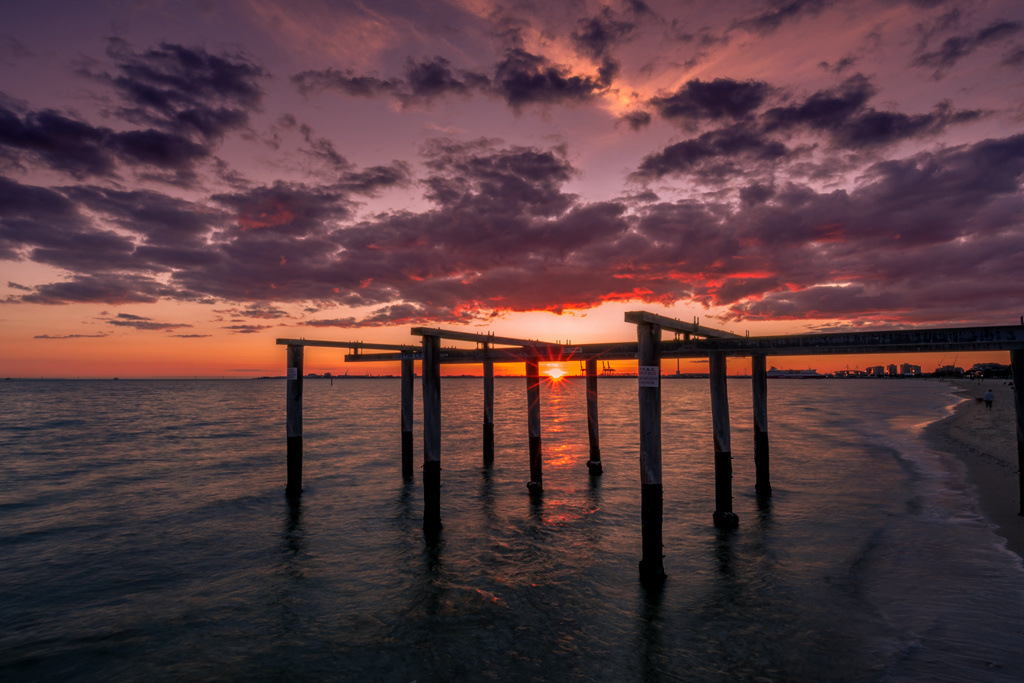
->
[277, 312, 1024, 583]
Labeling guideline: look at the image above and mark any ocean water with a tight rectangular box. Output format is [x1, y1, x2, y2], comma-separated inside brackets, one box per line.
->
[1, 377, 1022, 682]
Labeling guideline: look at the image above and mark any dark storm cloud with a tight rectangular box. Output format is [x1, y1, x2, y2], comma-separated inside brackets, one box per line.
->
[62, 186, 224, 248]
[17, 275, 173, 305]
[291, 68, 400, 98]
[0, 176, 147, 273]
[298, 124, 350, 171]
[338, 162, 411, 195]
[714, 134, 1024, 322]
[402, 57, 490, 103]
[634, 74, 982, 177]
[0, 105, 117, 178]
[0, 102, 224, 184]
[103, 40, 267, 141]
[650, 78, 772, 124]
[210, 182, 354, 235]
[761, 74, 876, 131]
[619, 110, 652, 130]
[913, 19, 1023, 74]
[634, 124, 789, 180]
[421, 138, 577, 216]
[493, 49, 612, 109]
[571, 7, 637, 60]
[731, 0, 835, 35]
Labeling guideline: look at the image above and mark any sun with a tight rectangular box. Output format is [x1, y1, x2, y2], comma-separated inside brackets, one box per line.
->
[545, 367, 568, 381]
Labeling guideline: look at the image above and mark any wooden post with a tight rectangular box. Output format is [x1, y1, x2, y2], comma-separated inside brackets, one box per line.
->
[637, 321, 665, 583]
[586, 359, 603, 475]
[751, 354, 772, 496]
[422, 335, 442, 531]
[1012, 349, 1024, 517]
[401, 358, 414, 479]
[526, 355, 543, 493]
[286, 344, 303, 497]
[710, 351, 738, 529]
[483, 358, 495, 465]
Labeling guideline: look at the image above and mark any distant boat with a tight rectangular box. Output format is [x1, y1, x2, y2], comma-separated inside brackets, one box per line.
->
[767, 367, 826, 379]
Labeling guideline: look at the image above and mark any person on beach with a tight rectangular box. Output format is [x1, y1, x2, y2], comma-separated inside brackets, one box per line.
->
[983, 389, 994, 410]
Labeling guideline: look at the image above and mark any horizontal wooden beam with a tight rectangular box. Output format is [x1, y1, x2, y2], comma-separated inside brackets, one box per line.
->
[410, 327, 558, 348]
[624, 311, 743, 339]
[674, 324, 1024, 357]
[276, 338, 420, 351]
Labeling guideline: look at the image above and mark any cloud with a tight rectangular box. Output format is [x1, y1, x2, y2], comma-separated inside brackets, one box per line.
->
[107, 312, 193, 331]
[650, 78, 772, 124]
[913, 19, 1024, 76]
[222, 324, 273, 333]
[731, 0, 835, 35]
[492, 49, 612, 109]
[34, 333, 110, 339]
[291, 68, 400, 98]
[634, 124, 789, 180]
[103, 40, 267, 141]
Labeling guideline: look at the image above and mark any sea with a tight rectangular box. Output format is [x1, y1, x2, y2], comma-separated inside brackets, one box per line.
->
[1, 377, 1023, 682]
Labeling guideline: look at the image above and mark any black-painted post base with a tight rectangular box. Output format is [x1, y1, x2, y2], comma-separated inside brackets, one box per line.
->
[528, 435, 543, 493]
[423, 460, 443, 532]
[713, 450, 739, 529]
[401, 431, 414, 479]
[286, 435, 303, 497]
[639, 483, 666, 583]
[483, 422, 494, 466]
[754, 431, 772, 497]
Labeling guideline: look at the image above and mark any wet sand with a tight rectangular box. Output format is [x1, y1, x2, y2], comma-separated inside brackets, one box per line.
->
[924, 379, 1023, 560]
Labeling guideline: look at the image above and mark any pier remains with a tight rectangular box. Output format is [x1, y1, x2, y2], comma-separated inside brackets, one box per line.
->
[277, 312, 1024, 583]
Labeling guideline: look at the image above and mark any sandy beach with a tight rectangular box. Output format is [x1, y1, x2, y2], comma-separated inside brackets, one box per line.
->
[924, 379, 1024, 560]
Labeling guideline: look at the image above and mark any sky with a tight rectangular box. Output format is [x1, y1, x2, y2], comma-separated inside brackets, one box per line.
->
[1, 0, 1023, 378]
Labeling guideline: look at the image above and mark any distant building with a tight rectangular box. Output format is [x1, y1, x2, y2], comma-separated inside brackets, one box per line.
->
[887, 364, 898, 377]
[900, 363, 922, 376]
[867, 366, 885, 376]
[967, 363, 1011, 378]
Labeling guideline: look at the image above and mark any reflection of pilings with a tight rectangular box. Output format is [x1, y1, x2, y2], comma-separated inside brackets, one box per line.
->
[526, 356, 543, 493]
[585, 359, 603, 475]
[286, 344, 303, 497]
[752, 354, 772, 497]
[422, 335, 442, 531]
[483, 359, 494, 465]
[637, 321, 665, 583]
[401, 358, 414, 479]
[710, 351, 738, 529]
[1012, 349, 1024, 517]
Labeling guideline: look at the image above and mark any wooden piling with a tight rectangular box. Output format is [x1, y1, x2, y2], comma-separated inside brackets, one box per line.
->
[401, 358, 414, 479]
[710, 351, 738, 529]
[526, 356, 543, 493]
[483, 359, 495, 465]
[585, 359, 603, 475]
[1012, 349, 1024, 517]
[637, 321, 665, 583]
[422, 335, 442, 531]
[751, 354, 772, 497]
[286, 344, 303, 497]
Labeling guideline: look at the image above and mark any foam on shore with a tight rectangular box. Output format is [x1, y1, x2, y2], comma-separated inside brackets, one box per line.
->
[924, 378, 1024, 560]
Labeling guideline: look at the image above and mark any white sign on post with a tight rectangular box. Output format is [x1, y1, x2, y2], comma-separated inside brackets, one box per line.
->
[287, 367, 298, 380]
[638, 366, 660, 388]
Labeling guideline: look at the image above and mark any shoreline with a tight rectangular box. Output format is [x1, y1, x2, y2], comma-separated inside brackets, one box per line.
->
[923, 378, 1023, 561]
